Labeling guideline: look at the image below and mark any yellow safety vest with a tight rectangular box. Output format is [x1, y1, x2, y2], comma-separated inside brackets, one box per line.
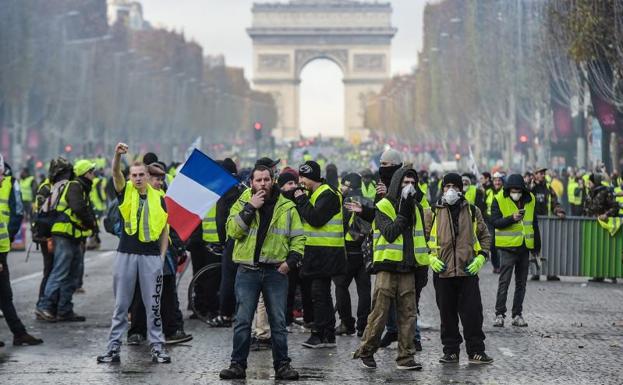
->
[52, 180, 93, 239]
[372, 198, 427, 264]
[303, 184, 345, 248]
[90, 177, 106, 212]
[19, 176, 34, 203]
[0, 177, 13, 252]
[614, 187, 623, 216]
[568, 180, 582, 206]
[485, 188, 495, 216]
[361, 181, 376, 200]
[428, 204, 482, 255]
[494, 191, 535, 249]
[118, 182, 167, 243]
[202, 205, 219, 243]
[464, 185, 477, 205]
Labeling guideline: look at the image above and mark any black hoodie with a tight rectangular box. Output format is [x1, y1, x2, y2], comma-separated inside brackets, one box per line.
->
[373, 167, 423, 273]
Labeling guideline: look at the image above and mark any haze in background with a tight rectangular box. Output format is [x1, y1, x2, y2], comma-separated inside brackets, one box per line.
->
[139, 0, 427, 136]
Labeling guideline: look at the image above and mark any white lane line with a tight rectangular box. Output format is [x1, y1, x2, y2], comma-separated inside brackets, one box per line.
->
[498, 347, 515, 357]
[10, 250, 116, 285]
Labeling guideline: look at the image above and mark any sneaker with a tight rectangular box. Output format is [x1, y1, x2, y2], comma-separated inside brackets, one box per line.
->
[511, 315, 528, 327]
[530, 275, 540, 281]
[493, 314, 504, 327]
[13, 333, 43, 346]
[219, 363, 246, 380]
[335, 323, 356, 336]
[275, 363, 299, 380]
[151, 347, 171, 364]
[96, 349, 120, 364]
[468, 352, 494, 364]
[439, 353, 459, 364]
[165, 330, 193, 345]
[56, 312, 86, 322]
[414, 339, 422, 352]
[302, 334, 324, 349]
[207, 315, 232, 327]
[35, 308, 56, 322]
[323, 334, 337, 348]
[360, 356, 377, 369]
[127, 334, 145, 345]
[546, 275, 560, 281]
[397, 359, 423, 371]
[379, 331, 397, 348]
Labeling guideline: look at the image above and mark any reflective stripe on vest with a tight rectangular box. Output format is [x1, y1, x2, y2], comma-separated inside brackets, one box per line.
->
[303, 184, 344, 247]
[19, 176, 34, 202]
[372, 198, 428, 264]
[202, 205, 219, 243]
[0, 177, 12, 252]
[494, 191, 535, 249]
[118, 182, 167, 243]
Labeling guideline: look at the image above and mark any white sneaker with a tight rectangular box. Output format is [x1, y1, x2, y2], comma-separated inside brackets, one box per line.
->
[511, 315, 528, 327]
[493, 314, 504, 327]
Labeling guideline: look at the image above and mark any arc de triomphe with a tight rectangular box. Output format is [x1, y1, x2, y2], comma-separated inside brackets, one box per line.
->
[247, 0, 396, 141]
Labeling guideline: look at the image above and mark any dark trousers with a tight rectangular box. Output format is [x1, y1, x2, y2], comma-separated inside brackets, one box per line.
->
[311, 276, 335, 338]
[37, 241, 55, 300]
[487, 223, 499, 269]
[218, 240, 237, 318]
[129, 274, 180, 337]
[0, 253, 27, 336]
[333, 253, 371, 333]
[286, 267, 313, 324]
[190, 243, 221, 315]
[495, 249, 529, 318]
[433, 274, 486, 355]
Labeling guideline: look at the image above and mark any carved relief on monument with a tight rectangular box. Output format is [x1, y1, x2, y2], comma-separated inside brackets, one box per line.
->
[295, 49, 348, 75]
[353, 54, 386, 72]
[258, 54, 291, 72]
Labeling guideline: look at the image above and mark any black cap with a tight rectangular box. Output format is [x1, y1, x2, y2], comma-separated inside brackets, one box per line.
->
[342, 173, 362, 190]
[299, 161, 321, 182]
[277, 172, 298, 188]
[442, 173, 463, 191]
[255, 157, 280, 169]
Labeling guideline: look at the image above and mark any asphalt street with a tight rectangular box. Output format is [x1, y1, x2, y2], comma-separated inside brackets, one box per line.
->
[1, 233, 622, 384]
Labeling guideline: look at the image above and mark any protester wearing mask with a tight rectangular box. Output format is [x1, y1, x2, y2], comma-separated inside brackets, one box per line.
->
[421, 173, 493, 364]
[490, 174, 540, 328]
[376, 149, 403, 202]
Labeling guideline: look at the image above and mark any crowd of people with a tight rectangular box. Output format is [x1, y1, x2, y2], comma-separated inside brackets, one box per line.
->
[0, 143, 620, 381]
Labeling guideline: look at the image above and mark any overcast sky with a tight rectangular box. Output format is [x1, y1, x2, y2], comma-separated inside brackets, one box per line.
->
[139, 0, 427, 136]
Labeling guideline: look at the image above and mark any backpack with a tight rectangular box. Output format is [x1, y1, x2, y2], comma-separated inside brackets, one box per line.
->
[103, 199, 122, 237]
[31, 180, 69, 241]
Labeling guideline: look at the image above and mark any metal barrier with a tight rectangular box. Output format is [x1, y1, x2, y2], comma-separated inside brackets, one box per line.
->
[537, 216, 623, 278]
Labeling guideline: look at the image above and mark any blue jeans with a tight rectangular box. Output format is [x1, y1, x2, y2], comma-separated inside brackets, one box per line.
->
[37, 236, 84, 316]
[386, 301, 421, 342]
[231, 265, 289, 370]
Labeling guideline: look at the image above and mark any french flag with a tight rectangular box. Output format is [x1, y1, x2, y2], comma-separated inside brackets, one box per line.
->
[165, 149, 239, 241]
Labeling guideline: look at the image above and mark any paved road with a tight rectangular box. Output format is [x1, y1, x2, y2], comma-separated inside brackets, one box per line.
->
[1, 234, 622, 384]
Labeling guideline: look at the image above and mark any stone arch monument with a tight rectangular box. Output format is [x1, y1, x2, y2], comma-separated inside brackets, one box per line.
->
[248, 0, 396, 141]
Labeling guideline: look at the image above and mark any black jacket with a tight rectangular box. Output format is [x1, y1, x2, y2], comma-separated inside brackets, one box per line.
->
[373, 167, 421, 274]
[295, 183, 346, 278]
[64, 176, 98, 233]
[490, 191, 541, 254]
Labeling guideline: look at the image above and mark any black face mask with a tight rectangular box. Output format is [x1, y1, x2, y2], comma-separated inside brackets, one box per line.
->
[281, 189, 296, 201]
[379, 164, 401, 186]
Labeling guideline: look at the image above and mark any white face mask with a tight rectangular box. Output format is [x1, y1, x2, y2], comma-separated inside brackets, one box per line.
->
[510, 192, 522, 202]
[443, 188, 460, 205]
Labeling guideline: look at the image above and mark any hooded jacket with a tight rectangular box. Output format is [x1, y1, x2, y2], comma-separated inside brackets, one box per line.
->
[373, 167, 423, 273]
[490, 174, 541, 254]
[424, 195, 491, 278]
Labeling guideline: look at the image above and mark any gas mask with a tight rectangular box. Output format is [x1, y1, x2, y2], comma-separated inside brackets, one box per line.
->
[510, 192, 522, 202]
[442, 188, 461, 206]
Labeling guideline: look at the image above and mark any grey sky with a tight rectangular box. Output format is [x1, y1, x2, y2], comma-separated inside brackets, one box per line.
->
[139, 0, 427, 136]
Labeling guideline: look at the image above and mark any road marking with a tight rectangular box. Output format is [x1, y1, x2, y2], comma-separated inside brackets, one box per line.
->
[498, 347, 515, 357]
[10, 250, 116, 285]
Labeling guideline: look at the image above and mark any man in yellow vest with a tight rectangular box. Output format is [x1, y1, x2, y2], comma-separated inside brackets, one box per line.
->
[0, 159, 44, 347]
[219, 165, 304, 380]
[422, 173, 493, 364]
[484, 172, 505, 273]
[491, 174, 540, 328]
[294, 160, 346, 349]
[360, 169, 377, 201]
[36, 159, 97, 323]
[567, 173, 585, 216]
[353, 167, 424, 371]
[19, 168, 37, 219]
[97, 143, 171, 364]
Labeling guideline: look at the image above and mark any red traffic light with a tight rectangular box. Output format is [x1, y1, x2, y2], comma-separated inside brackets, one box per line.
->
[254, 122, 263, 130]
[519, 135, 529, 143]
[64, 144, 73, 153]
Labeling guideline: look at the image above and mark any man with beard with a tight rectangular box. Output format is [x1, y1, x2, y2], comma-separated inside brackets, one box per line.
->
[219, 165, 303, 380]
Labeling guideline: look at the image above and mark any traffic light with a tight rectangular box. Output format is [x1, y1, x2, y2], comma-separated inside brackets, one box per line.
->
[253, 122, 263, 141]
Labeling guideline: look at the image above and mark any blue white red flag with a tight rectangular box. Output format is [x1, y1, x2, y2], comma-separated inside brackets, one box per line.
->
[165, 149, 238, 241]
